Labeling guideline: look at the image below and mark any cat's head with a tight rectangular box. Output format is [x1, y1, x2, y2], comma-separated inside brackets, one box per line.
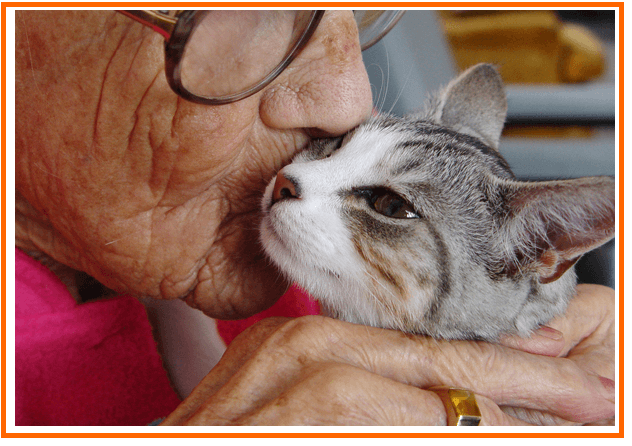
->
[260, 64, 615, 340]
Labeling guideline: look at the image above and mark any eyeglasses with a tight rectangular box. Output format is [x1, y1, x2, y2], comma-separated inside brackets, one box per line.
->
[118, 10, 405, 105]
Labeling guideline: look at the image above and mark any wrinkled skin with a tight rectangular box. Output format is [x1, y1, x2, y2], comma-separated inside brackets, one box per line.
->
[161, 284, 615, 425]
[15, 10, 616, 426]
[15, 10, 372, 318]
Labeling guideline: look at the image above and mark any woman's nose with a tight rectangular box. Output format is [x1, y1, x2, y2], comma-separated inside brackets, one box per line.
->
[258, 11, 373, 137]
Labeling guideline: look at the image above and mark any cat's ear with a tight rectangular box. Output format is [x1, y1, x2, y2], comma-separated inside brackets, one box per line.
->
[428, 64, 507, 150]
[499, 176, 615, 283]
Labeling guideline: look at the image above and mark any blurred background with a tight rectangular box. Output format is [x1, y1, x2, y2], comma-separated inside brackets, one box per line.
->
[362, 9, 616, 288]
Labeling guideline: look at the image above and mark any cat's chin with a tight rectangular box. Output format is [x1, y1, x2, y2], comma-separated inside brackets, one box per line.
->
[260, 213, 343, 287]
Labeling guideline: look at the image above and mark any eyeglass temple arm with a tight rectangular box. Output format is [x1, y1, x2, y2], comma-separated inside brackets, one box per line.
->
[117, 10, 177, 39]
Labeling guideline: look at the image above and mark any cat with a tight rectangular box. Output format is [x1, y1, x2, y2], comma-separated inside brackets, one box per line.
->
[260, 63, 615, 341]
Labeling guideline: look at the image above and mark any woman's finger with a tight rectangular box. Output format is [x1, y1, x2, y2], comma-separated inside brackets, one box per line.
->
[498, 284, 615, 359]
[498, 325, 565, 357]
[500, 405, 578, 426]
[185, 362, 531, 426]
[476, 395, 532, 426]
[554, 284, 616, 380]
[547, 284, 615, 358]
[164, 314, 614, 425]
[261, 317, 613, 423]
[187, 363, 446, 425]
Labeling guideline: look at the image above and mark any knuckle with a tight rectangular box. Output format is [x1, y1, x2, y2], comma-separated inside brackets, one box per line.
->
[577, 283, 615, 317]
[478, 343, 502, 374]
[302, 363, 364, 404]
[435, 340, 500, 389]
[545, 357, 592, 395]
[225, 317, 289, 353]
[242, 316, 340, 368]
[555, 357, 583, 378]
[588, 283, 615, 310]
[231, 317, 288, 343]
[264, 315, 339, 351]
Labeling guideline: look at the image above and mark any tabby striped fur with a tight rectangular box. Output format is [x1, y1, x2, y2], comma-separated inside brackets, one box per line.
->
[260, 64, 614, 340]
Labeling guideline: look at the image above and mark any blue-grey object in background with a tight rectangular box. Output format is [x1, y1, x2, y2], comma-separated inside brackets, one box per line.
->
[501, 132, 615, 179]
[362, 11, 457, 116]
[505, 84, 615, 122]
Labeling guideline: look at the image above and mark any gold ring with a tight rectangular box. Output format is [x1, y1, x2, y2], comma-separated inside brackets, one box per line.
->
[429, 386, 482, 426]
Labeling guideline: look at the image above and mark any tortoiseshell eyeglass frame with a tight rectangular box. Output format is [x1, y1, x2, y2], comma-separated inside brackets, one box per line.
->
[117, 10, 325, 105]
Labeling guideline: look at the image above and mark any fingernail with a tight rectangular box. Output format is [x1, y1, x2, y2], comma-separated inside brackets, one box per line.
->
[599, 376, 616, 399]
[534, 325, 563, 341]
[592, 374, 616, 403]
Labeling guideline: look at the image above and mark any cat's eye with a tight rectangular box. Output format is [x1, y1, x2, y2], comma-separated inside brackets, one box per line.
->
[369, 189, 420, 219]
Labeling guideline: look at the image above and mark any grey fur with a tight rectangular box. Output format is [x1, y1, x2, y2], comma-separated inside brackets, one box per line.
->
[260, 64, 615, 341]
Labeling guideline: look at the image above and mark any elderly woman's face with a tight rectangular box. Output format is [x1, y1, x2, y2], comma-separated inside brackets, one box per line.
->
[15, 10, 372, 318]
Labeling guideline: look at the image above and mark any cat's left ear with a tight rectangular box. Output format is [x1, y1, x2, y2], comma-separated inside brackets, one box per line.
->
[429, 64, 507, 150]
[499, 176, 615, 283]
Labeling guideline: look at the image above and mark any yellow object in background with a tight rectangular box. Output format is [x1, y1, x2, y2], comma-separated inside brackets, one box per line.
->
[559, 23, 606, 82]
[440, 11, 605, 84]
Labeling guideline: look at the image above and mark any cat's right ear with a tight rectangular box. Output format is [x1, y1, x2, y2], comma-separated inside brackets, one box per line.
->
[426, 64, 508, 150]
[498, 176, 615, 284]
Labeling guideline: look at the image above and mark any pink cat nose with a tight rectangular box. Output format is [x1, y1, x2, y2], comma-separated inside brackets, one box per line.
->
[272, 171, 300, 205]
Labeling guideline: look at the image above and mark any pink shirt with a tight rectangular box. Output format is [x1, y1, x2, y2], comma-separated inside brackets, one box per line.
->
[15, 248, 180, 425]
[15, 247, 320, 425]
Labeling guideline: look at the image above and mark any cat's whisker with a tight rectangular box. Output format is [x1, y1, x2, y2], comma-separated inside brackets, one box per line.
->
[387, 61, 415, 116]
[381, 45, 391, 113]
[367, 62, 386, 113]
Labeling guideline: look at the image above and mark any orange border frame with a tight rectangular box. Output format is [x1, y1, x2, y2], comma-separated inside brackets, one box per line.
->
[1, 1, 624, 438]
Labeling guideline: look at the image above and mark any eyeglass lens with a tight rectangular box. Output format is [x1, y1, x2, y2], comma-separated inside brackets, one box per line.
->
[354, 10, 405, 50]
[180, 10, 314, 99]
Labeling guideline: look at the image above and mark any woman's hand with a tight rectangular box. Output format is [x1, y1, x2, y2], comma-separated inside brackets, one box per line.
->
[498, 283, 616, 425]
[162, 286, 615, 425]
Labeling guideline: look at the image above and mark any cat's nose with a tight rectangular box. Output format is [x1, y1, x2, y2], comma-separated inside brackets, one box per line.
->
[272, 171, 300, 205]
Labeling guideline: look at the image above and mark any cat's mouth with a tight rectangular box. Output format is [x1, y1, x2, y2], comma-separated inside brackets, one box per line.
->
[262, 214, 343, 282]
